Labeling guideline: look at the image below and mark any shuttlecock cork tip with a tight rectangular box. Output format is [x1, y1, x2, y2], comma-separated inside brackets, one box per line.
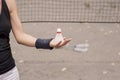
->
[57, 28, 62, 32]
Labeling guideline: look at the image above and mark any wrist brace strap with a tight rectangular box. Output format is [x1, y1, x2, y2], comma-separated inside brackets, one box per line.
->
[35, 38, 53, 49]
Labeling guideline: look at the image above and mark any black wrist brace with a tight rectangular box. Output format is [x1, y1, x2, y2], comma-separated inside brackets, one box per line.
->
[35, 38, 53, 49]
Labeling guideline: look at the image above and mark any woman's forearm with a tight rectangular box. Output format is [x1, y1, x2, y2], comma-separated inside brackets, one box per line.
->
[15, 32, 37, 47]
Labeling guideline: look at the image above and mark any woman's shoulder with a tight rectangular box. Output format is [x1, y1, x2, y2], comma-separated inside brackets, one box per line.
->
[5, 0, 17, 13]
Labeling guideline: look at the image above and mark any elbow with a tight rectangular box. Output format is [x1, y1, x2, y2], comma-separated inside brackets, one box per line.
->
[16, 37, 23, 44]
[15, 33, 24, 44]
[16, 39, 22, 44]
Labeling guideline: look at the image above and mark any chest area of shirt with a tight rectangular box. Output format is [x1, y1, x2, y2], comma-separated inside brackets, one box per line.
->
[0, 14, 11, 34]
[0, 0, 2, 16]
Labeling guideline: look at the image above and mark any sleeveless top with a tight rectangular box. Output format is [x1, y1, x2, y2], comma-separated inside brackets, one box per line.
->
[0, 0, 15, 74]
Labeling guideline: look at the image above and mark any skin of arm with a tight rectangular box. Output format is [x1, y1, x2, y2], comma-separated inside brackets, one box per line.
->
[6, 0, 71, 48]
[6, 0, 37, 47]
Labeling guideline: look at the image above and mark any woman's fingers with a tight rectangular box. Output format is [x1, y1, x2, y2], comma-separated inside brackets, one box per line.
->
[61, 38, 71, 46]
[50, 37, 72, 48]
[54, 41, 62, 48]
[55, 38, 71, 48]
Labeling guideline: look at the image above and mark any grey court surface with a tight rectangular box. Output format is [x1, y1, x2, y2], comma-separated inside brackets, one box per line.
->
[10, 23, 120, 80]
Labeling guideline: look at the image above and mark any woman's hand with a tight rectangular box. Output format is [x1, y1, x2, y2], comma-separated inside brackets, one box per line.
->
[50, 37, 71, 48]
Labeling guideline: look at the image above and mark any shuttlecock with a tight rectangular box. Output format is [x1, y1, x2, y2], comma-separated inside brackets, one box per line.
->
[53, 28, 64, 44]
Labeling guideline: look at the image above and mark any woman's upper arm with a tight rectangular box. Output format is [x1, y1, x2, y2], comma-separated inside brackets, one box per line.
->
[6, 0, 37, 46]
[6, 0, 24, 39]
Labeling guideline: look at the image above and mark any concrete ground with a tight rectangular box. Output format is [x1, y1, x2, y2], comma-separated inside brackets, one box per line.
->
[10, 23, 120, 80]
